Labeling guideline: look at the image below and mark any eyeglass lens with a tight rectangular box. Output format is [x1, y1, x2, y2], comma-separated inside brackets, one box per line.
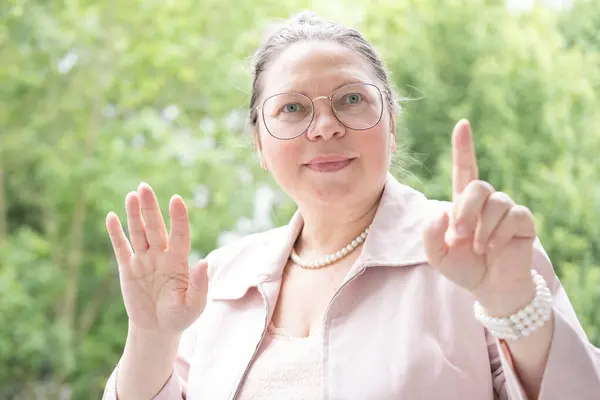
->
[261, 83, 384, 139]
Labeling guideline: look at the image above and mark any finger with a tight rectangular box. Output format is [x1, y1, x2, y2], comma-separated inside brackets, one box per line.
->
[137, 182, 168, 250]
[167, 195, 191, 260]
[106, 211, 134, 267]
[487, 205, 536, 251]
[125, 191, 149, 253]
[487, 237, 535, 269]
[473, 192, 514, 254]
[452, 119, 479, 201]
[185, 259, 209, 315]
[422, 210, 450, 267]
[452, 180, 495, 240]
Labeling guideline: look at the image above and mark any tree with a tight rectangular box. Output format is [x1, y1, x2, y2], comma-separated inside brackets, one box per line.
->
[1, 0, 598, 397]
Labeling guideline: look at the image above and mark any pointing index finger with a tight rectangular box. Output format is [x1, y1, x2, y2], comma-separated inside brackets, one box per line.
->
[452, 119, 479, 201]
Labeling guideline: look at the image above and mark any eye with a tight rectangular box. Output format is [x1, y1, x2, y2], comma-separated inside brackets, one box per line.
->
[344, 93, 362, 104]
[282, 103, 303, 113]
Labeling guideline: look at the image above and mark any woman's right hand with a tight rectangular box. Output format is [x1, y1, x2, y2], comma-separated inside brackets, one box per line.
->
[105, 182, 208, 336]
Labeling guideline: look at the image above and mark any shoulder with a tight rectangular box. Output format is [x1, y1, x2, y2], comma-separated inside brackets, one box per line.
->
[382, 174, 451, 214]
[204, 224, 293, 281]
[380, 176, 453, 232]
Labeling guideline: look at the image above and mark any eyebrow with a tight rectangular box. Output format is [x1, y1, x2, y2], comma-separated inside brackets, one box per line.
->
[271, 78, 373, 97]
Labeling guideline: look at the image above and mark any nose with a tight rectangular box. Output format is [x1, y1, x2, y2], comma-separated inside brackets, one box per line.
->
[305, 97, 346, 141]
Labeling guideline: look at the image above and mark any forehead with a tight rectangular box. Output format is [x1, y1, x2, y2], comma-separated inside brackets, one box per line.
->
[261, 40, 377, 97]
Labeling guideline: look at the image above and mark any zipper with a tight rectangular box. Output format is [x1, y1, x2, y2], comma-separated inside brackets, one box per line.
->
[228, 259, 425, 400]
[321, 262, 371, 337]
[229, 284, 271, 400]
[320, 262, 371, 400]
[320, 259, 426, 399]
[226, 268, 365, 400]
[321, 259, 426, 336]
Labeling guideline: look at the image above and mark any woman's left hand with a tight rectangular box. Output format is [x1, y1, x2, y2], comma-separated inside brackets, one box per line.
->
[422, 119, 538, 314]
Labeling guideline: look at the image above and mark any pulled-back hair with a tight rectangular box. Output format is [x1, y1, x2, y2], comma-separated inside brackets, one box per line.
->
[248, 11, 399, 131]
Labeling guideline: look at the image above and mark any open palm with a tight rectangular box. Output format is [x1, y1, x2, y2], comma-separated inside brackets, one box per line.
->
[105, 183, 208, 335]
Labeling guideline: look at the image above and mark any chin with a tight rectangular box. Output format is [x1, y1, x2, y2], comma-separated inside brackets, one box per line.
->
[300, 175, 364, 206]
[276, 164, 385, 207]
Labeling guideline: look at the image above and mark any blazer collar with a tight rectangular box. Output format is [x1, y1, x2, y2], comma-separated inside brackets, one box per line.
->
[208, 173, 436, 300]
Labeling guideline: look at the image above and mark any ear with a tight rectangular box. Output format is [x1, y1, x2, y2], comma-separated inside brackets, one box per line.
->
[254, 128, 268, 170]
[390, 113, 397, 153]
[259, 152, 267, 170]
[254, 127, 262, 152]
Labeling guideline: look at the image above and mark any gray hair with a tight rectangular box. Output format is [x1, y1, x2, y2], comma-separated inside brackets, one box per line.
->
[248, 11, 400, 131]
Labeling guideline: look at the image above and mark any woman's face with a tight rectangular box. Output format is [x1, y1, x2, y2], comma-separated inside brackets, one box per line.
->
[256, 40, 396, 208]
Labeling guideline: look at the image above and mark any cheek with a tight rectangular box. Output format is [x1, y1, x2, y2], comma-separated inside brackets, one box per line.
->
[261, 133, 301, 171]
[360, 127, 392, 160]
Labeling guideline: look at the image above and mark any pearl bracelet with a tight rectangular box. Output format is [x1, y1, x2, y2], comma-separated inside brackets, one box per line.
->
[473, 269, 553, 341]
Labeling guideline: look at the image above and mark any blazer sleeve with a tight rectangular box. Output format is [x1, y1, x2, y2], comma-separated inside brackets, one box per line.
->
[101, 324, 198, 400]
[488, 239, 600, 399]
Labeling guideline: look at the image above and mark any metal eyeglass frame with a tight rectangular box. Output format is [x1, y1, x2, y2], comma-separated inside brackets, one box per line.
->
[255, 82, 390, 140]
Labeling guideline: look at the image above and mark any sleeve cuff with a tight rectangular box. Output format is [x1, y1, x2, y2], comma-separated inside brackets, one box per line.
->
[537, 307, 600, 399]
[495, 337, 528, 400]
[102, 364, 184, 400]
[101, 365, 120, 400]
[496, 307, 600, 400]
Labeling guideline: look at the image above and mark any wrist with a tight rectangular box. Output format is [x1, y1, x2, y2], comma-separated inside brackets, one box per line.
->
[473, 270, 553, 341]
[117, 325, 181, 399]
[124, 324, 181, 362]
[126, 323, 182, 345]
[475, 280, 537, 317]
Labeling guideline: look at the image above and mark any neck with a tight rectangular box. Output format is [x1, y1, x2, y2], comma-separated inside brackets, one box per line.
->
[294, 188, 383, 260]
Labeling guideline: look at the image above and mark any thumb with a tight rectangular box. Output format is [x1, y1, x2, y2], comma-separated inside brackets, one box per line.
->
[185, 259, 209, 314]
[422, 210, 450, 267]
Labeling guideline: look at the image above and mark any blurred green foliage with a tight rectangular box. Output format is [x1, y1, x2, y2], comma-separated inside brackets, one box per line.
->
[1, 0, 598, 398]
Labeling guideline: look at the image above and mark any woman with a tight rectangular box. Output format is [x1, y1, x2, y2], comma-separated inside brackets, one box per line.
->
[102, 11, 600, 400]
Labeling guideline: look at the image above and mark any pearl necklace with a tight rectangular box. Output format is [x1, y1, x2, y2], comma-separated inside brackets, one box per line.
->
[290, 225, 371, 269]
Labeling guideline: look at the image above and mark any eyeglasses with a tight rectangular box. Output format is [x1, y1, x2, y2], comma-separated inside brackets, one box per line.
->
[256, 82, 389, 140]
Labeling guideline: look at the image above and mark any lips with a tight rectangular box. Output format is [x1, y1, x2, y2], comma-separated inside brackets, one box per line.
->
[305, 155, 354, 172]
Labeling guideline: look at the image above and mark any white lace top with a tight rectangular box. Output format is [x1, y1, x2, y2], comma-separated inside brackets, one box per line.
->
[236, 321, 323, 399]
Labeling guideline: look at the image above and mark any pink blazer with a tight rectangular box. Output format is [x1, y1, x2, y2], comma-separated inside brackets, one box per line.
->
[103, 174, 600, 399]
